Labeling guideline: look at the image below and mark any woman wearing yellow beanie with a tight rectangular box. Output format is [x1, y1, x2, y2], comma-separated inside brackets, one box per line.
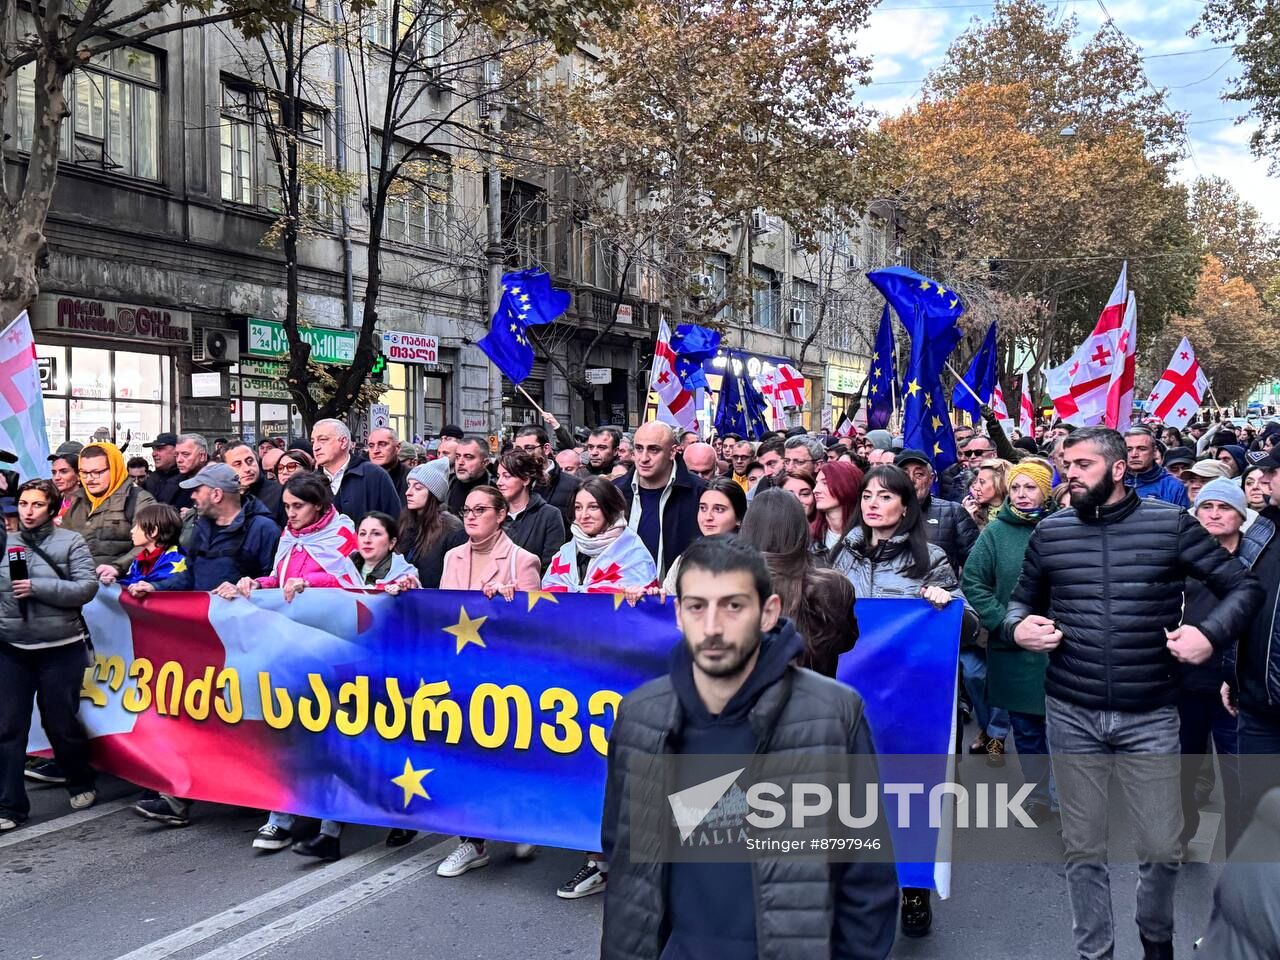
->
[961, 457, 1058, 820]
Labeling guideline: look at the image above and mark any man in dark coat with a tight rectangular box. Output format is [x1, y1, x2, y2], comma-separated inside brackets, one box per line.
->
[895, 449, 979, 575]
[445, 436, 497, 516]
[142, 432, 183, 507]
[514, 424, 580, 531]
[1007, 427, 1263, 960]
[600, 537, 898, 960]
[222, 440, 284, 524]
[367, 427, 410, 507]
[311, 419, 401, 520]
[615, 421, 706, 578]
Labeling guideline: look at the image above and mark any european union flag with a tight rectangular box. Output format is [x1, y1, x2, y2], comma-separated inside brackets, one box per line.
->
[669, 323, 721, 391]
[714, 365, 770, 440]
[868, 306, 896, 430]
[476, 268, 571, 384]
[951, 321, 999, 422]
[867, 267, 964, 374]
[869, 268, 963, 474]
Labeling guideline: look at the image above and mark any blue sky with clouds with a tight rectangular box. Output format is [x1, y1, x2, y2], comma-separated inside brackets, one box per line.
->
[854, 0, 1277, 222]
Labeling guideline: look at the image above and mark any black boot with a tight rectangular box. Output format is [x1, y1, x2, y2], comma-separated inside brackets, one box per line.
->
[900, 887, 932, 937]
[1140, 934, 1173, 960]
[386, 828, 418, 848]
[292, 834, 341, 861]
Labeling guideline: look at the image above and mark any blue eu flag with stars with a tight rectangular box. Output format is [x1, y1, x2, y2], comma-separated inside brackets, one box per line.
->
[670, 324, 721, 392]
[867, 306, 896, 430]
[951, 321, 999, 422]
[714, 365, 770, 440]
[868, 268, 964, 474]
[476, 269, 571, 384]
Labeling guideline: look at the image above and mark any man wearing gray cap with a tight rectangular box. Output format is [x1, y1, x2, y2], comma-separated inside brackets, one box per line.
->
[142, 464, 280, 596]
[1181, 477, 1274, 851]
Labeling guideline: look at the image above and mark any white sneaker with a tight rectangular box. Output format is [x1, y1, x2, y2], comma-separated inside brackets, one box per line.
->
[513, 843, 537, 860]
[69, 790, 97, 811]
[556, 859, 607, 899]
[436, 841, 489, 878]
[0, 817, 18, 832]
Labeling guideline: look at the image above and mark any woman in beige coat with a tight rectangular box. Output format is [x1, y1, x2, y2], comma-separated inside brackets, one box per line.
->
[438, 486, 541, 597]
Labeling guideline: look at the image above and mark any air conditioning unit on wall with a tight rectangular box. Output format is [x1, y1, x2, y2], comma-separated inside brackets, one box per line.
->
[193, 327, 240, 365]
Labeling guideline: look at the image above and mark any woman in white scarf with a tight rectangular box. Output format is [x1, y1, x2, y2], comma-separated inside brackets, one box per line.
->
[541, 477, 656, 593]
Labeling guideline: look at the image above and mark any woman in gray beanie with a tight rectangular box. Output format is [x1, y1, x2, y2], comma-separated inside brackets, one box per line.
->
[396, 459, 467, 590]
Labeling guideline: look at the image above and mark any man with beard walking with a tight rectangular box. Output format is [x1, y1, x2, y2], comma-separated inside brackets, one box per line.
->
[600, 536, 899, 959]
[1007, 426, 1262, 960]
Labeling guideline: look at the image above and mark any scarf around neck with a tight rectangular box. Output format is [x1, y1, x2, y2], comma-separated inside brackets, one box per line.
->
[572, 518, 627, 557]
[270, 506, 361, 588]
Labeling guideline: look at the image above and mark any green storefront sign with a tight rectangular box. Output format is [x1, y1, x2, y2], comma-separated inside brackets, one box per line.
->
[246, 318, 356, 366]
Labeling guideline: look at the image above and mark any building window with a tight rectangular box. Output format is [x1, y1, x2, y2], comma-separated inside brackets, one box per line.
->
[17, 47, 160, 181]
[365, 0, 445, 58]
[703, 253, 733, 322]
[575, 226, 619, 291]
[379, 137, 451, 247]
[752, 266, 781, 331]
[500, 178, 547, 268]
[220, 82, 327, 215]
[791, 280, 819, 339]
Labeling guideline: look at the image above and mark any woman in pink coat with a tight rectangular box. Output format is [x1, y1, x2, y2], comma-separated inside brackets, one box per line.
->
[435, 485, 541, 879]
[227, 472, 361, 603]
[438, 486, 541, 599]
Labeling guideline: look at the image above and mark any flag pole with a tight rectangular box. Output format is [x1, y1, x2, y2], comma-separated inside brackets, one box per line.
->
[515, 383, 549, 419]
[945, 361, 984, 407]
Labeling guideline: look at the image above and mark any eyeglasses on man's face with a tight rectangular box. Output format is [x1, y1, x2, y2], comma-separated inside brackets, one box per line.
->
[79, 467, 111, 480]
[782, 456, 813, 469]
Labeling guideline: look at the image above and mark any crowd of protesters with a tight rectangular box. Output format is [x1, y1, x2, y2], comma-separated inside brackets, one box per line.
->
[1, 406, 1279, 960]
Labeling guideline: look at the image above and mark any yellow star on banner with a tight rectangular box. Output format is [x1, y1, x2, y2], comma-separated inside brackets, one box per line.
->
[509, 323, 518, 332]
[872, 351, 880, 363]
[906, 379, 920, 398]
[511, 286, 521, 294]
[869, 383, 879, 395]
[933, 442, 943, 456]
[935, 285, 947, 298]
[444, 607, 487, 654]
[519, 294, 530, 303]
[949, 298, 959, 309]
[391, 758, 432, 807]
[170, 557, 187, 573]
[613, 593, 628, 610]
[931, 415, 943, 431]
[873, 367, 882, 379]
[526, 591, 559, 612]
[502, 285, 510, 293]
[735, 402, 745, 412]
[919, 280, 932, 292]
[923, 392, 932, 409]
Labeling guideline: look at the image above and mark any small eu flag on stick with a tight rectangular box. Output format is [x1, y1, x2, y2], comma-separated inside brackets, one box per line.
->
[476, 269, 571, 385]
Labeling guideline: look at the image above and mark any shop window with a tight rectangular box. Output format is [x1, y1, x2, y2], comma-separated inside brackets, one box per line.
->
[17, 46, 161, 181]
[39, 344, 173, 451]
[423, 374, 445, 437]
[384, 362, 414, 440]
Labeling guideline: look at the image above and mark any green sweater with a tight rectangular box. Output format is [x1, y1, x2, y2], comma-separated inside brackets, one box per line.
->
[961, 502, 1049, 716]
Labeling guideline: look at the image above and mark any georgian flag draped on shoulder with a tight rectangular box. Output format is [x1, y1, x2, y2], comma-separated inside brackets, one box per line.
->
[541, 533, 657, 593]
[1046, 263, 1133, 426]
[650, 320, 697, 433]
[269, 510, 362, 588]
[1147, 337, 1208, 429]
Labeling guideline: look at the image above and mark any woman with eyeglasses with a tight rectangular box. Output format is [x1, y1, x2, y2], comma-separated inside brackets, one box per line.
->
[274, 449, 316, 481]
[436, 485, 541, 880]
[438, 486, 541, 598]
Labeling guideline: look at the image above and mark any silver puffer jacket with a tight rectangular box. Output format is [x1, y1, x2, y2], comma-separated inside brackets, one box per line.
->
[832, 526, 967, 603]
[0, 523, 99, 647]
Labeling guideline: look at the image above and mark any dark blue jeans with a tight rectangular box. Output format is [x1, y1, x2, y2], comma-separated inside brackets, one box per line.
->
[1236, 705, 1280, 840]
[1008, 711, 1057, 811]
[1176, 687, 1239, 849]
[0, 641, 96, 822]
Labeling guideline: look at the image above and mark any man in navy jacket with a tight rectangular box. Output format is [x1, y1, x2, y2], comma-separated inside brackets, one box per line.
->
[311, 419, 401, 520]
[615, 421, 706, 578]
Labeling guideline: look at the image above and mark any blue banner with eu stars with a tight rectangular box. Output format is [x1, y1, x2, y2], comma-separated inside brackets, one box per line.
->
[62, 587, 961, 891]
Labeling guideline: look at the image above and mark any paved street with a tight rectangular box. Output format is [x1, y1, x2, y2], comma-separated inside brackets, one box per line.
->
[2, 731, 1229, 960]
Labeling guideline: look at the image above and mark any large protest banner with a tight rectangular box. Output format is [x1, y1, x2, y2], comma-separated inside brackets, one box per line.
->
[29, 588, 959, 891]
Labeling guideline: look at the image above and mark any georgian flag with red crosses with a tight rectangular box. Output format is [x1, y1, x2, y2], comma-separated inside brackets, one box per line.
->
[1147, 337, 1208, 430]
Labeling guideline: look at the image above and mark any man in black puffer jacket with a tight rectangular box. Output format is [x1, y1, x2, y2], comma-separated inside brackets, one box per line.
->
[601, 537, 898, 960]
[1006, 427, 1263, 960]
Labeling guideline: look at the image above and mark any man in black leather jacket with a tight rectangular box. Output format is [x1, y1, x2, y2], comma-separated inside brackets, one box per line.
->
[600, 538, 898, 960]
[1007, 427, 1262, 960]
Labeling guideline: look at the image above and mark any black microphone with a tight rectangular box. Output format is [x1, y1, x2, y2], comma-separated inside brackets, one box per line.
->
[7, 546, 28, 618]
